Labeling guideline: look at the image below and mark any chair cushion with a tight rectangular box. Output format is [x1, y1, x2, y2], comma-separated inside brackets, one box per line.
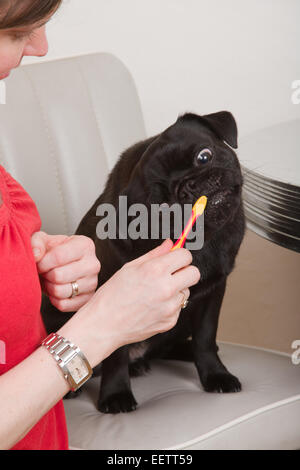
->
[63, 342, 300, 450]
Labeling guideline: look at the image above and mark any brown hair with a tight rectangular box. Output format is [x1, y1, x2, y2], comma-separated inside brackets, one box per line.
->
[0, 0, 62, 30]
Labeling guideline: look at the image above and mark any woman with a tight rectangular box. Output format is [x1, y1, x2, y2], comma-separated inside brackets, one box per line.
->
[0, 0, 200, 450]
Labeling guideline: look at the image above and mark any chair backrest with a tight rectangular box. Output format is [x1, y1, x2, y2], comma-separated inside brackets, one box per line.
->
[0, 53, 146, 235]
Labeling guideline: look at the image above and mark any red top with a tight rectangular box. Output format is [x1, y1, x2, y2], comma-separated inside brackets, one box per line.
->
[0, 165, 69, 450]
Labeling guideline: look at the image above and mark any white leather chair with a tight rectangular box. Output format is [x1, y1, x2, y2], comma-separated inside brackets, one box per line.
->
[0, 53, 299, 450]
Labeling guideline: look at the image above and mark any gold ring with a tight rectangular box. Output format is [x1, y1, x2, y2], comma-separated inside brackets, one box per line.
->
[181, 298, 189, 309]
[179, 291, 189, 309]
[70, 281, 79, 298]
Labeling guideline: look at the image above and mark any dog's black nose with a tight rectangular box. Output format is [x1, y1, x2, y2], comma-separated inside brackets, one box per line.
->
[185, 179, 197, 192]
[175, 178, 198, 200]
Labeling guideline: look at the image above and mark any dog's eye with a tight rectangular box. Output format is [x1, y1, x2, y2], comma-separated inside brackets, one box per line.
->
[195, 148, 212, 165]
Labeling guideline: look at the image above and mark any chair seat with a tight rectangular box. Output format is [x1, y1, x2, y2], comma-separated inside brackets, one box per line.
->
[63, 342, 300, 450]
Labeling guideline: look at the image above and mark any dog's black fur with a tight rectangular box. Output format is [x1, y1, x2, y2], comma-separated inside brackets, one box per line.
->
[42, 111, 245, 414]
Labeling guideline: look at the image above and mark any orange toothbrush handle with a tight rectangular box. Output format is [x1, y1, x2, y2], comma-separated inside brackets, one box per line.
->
[171, 195, 207, 251]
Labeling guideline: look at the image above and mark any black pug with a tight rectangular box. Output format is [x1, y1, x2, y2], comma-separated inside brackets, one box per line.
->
[42, 111, 245, 414]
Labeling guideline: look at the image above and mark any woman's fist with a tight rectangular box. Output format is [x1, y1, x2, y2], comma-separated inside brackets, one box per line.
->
[31, 231, 100, 312]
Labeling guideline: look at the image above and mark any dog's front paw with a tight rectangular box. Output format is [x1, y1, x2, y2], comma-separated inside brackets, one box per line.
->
[97, 390, 138, 414]
[202, 372, 241, 393]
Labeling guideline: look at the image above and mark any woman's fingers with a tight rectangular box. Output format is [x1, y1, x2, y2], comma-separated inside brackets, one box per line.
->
[130, 239, 174, 266]
[157, 248, 193, 274]
[35, 233, 101, 313]
[131, 243, 192, 275]
[48, 293, 94, 313]
[42, 275, 98, 300]
[41, 257, 100, 284]
[37, 235, 96, 274]
[31, 231, 69, 263]
[171, 264, 200, 291]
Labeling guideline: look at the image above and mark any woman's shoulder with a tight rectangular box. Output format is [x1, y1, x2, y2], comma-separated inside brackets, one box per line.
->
[0, 165, 41, 234]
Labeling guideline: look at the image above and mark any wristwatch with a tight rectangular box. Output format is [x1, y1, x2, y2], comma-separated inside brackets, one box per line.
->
[42, 333, 93, 392]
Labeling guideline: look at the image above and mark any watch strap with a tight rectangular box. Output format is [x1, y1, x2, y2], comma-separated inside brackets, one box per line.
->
[42, 332, 93, 391]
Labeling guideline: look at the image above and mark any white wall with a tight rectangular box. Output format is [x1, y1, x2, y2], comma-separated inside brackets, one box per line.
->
[22, 0, 300, 139]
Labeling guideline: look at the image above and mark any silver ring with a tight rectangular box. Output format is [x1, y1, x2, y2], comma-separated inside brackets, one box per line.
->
[70, 281, 79, 299]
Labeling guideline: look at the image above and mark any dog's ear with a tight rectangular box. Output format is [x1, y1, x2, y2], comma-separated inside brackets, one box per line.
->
[201, 111, 238, 149]
[177, 111, 238, 149]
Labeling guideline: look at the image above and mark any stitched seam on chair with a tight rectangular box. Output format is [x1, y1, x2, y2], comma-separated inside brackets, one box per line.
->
[74, 58, 109, 169]
[75, 55, 147, 171]
[164, 393, 300, 450]
[21, 68, 69, 234]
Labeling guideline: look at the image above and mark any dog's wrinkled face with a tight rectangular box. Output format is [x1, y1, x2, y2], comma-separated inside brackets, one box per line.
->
[131, 111, 243, 238]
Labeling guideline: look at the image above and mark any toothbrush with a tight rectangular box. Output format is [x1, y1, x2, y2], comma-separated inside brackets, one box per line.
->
[171, 196, 207, 251]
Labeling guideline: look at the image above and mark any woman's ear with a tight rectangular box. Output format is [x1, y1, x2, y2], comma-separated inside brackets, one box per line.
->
[201, 111, 238, 149]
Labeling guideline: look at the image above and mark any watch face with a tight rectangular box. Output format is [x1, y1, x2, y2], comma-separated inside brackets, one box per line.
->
[68, 356, 89, 385]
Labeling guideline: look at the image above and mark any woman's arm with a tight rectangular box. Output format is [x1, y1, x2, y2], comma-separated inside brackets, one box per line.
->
[0, 240, 199, 449]
[0, 342, 111, 450]
[0, 347, 70, 449]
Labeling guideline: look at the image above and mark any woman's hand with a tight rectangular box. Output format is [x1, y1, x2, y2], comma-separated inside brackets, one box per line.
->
[31, 231, 101, 312]
[58, 239, 201, 368]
